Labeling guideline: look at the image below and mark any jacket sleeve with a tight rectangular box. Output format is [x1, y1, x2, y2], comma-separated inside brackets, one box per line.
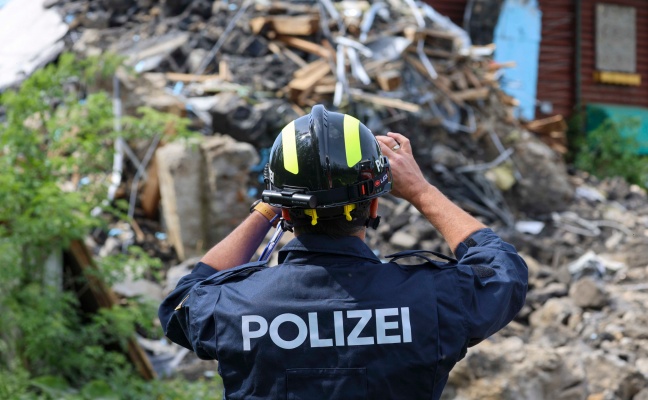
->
[158, 262, 221, 359]
[454, 228, 528, 346]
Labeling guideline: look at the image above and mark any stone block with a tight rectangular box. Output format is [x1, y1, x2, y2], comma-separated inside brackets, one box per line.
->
[157, 140, 205, 260]
[201, 135, 258, 246]
[569, 277, 609, 310]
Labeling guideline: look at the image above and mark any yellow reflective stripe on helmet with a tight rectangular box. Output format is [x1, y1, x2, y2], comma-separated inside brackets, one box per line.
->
[343, 115, 362, 167]
[282, 121, 299, 174]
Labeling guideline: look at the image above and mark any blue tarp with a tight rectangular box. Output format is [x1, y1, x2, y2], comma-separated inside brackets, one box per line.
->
[493, 0, 542, 121]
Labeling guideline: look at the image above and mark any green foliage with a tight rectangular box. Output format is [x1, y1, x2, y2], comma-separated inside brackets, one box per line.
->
[1, 369, 223, 400]
[573, 118, 648, 188]
[0, 53, 210, 398]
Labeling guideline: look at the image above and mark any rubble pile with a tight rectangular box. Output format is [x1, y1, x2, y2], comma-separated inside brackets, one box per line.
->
[18, 0, 648, 397]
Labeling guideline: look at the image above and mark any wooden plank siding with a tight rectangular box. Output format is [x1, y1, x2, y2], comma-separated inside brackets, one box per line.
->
[423, 0, 648, 118]
[424, 0, 578, 118]
[424, 1, 468, 26]
[535, 0, 576, 118]
[579, 0, 648, 108]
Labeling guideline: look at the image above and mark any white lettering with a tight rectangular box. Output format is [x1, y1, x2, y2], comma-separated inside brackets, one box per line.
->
[334, 311, 345, 346]
[308, 312, 333, 347]
[401, 307, 412, 343]
[242, 315, 268, 351]
[347, 310, 374, 346]
[375, 157, 385, 170]
[269, 313, 308, 349]
[376, 308, 401, 344]
[242, 307, 413, 351]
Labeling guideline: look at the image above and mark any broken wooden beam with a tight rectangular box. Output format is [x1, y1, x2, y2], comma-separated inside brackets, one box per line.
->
[271, 15, 320, 36]
[376, 70, 402, 91]
[140, 155, 160, 219]
[453, 87, 490, 102]
[314, 84, 336, 94]
[463, 67, 483, 88]
[288, 59, 331, 92]
[219, 60, 231, 81]
[524, 114, 568, 133]
[348, 89, 420, 113]
[403, 26, 457, 42]
[293, 58, 329, 79]
[249, 16, 269, 35]
[268, 41, 308, 67]
[251, 15, 320, 36]
[277, 35, 332, 59]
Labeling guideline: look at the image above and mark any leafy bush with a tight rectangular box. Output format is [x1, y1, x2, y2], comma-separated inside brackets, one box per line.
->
[0, 53, 220, 398]
[573, 118, 648, 189]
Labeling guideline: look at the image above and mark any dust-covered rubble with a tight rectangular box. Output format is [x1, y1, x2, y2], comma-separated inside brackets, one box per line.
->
[11, 0, 648, 397]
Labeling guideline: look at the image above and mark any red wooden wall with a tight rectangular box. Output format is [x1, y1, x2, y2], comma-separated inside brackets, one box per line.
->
[423, 0, 648, 118]
[579, 0, 648, 108]
[535, 0, 576, 118]
[424, 0, 467, 26]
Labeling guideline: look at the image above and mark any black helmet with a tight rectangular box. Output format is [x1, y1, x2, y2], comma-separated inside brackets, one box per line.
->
[262, 104, 391, 210]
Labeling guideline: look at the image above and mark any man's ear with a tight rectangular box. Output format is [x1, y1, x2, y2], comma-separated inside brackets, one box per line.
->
[370, 198, 379, 218]
[282, 209, 291, 221]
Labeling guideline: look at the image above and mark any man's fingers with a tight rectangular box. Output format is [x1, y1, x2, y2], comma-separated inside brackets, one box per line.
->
[377, 135, 402, 154]
[376, 136, 395, 153]
[387, 132, 411, 152]
[378, 140, 395, 157]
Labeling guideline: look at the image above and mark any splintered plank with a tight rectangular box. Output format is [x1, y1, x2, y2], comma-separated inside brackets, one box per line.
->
[453, 87, 490, 102]
[376, 70, 402, 91]
[277, 35, 332, 59]
[525, 115, 567, 133]
[219, 60, 231, 81]
[268, 41, 308, 67]
[249, 16, 269, 35]
[140, 156, 160, 219]
[349, 89, 420, 113]
[293, 58, 329, 79]
[271, 15, 320, 36]
[463, 67, 483, 88]
[288, 59, 331, 91]
[251, 15, 320, 36]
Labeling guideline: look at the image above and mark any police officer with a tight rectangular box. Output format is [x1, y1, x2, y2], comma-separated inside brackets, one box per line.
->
[159, 105, 528, 400]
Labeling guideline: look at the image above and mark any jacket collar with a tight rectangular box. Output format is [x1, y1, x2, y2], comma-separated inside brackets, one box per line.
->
[278, 234, 382, 265]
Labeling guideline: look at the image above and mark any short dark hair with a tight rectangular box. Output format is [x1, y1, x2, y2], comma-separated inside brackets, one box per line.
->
[289, 201, 370, 237]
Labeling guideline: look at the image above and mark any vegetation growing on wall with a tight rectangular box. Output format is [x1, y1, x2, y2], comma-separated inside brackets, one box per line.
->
[569, 114, 648, 189]
[0, 53, 222, 399]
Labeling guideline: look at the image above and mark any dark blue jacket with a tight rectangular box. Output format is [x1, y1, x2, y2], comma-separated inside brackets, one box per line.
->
[159, 228, 527, 399]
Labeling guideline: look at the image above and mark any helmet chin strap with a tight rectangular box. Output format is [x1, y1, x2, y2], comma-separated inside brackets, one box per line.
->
[365, 198, 381, 229]
[365, 215, 381, 229]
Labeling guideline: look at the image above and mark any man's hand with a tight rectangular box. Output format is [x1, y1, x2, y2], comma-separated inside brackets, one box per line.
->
[376, 131, 486, 253]
[376, 132, 428, 204]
